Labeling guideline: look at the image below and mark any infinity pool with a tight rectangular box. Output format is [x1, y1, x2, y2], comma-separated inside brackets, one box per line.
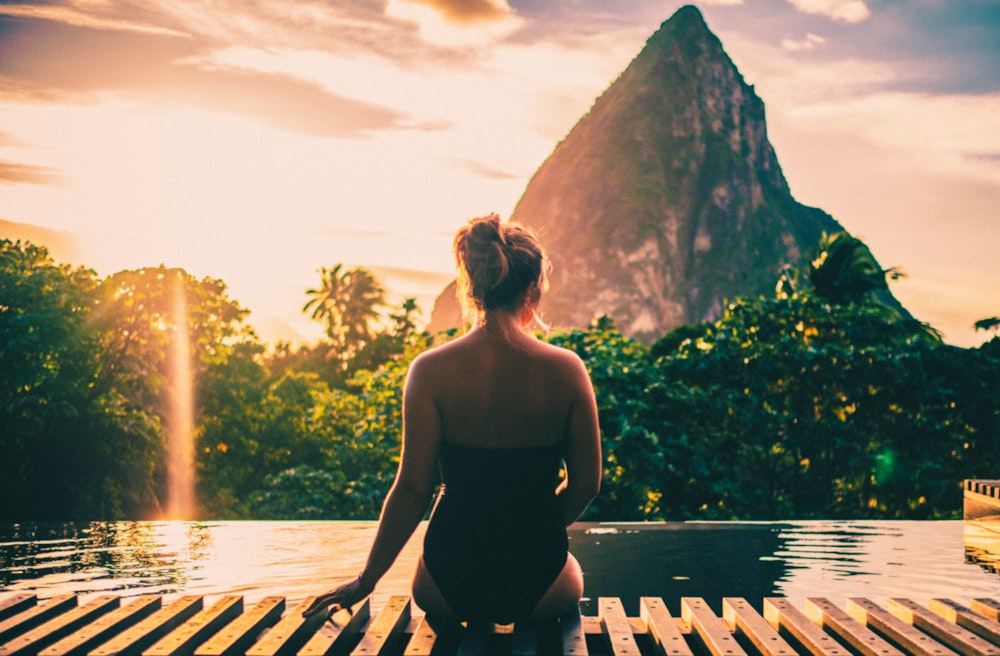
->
[1, 521, 998, 615]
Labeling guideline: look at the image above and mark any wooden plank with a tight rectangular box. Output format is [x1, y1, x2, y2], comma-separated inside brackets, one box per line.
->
[639, 598, 691, 656]
[0, 597, 36, 623]
[723, 598, 796, 656]
[40, 596, 162, 656]
[889, 599, 1000, 656]
[930, 600, 1000, 647]
[0, 596, 78, 645]
[143, 596, 243, 656]
[599, 597, 641, 656]
[511, 622, 537, 656]
[91, 596, 204, 656]
[0, 596, 120, 656]
[763, 598, 848, 656]
[847, 598, 958, 656]
[194, 596, 284, 656]
[401, 616, 436, 656]
[804, 598, 903, 656]
[559, 609, 588, 656]
[296, 601, 369, 656]
[681, 597, 746, 656]
[349, 596, 410, 656]
[971, 601, 1000, 624]
[246, 598, 325, 656]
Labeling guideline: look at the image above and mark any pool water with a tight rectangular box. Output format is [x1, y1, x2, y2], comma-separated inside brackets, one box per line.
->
[1, 520, 998, 616]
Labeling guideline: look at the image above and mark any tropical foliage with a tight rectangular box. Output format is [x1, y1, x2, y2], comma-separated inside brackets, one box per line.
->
[1, 234, 997, 521]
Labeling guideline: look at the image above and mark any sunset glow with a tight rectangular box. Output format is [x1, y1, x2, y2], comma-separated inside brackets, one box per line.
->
[1, 0, 997, 347]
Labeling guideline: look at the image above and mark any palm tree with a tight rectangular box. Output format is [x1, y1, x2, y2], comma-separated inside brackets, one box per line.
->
[303, 264, 386, 357]
[809, 232, 899, 304]
[809, 232, 940, 343]
[974, 317, 1000, 334]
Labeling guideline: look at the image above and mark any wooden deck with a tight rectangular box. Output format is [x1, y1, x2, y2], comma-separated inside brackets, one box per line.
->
[966, 481, 1000, 525]
[2, 593, 1000, 656]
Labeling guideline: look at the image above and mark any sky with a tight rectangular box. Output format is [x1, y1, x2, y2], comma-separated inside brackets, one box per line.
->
[1, 0, 998, 347]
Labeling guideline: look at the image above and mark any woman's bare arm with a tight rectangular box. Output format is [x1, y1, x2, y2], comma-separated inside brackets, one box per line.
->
[304, 355, 441, 616]
[558, 354, 602, 526]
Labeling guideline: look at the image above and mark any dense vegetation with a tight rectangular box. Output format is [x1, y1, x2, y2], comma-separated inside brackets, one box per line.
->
[1, 234, 997, 521]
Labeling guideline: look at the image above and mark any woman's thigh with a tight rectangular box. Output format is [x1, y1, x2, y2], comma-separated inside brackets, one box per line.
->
[529, 552, 584, 621]
[412, 557, 460, 625]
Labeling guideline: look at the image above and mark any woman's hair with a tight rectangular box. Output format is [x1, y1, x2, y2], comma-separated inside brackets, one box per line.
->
[453, 213, 549, 326]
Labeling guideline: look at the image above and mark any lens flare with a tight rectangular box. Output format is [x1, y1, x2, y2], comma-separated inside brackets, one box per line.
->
[164, 275, 196, 519]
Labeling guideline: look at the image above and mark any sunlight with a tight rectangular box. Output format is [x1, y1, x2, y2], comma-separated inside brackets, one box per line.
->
[384, 0, 523, 47]
[164, 274, 196, 520]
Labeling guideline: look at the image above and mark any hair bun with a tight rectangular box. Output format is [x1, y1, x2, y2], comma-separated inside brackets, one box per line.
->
[453, 213, 548, 322]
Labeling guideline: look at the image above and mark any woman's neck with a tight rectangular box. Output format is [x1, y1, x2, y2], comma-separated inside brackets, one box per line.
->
[477, 310, 534, 344]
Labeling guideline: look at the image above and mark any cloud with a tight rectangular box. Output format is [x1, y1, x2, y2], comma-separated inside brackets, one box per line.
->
[781, 33, 826, 51]
[784, 0, 870, 23]
[0, 161, 66, 185]
[0, 12, 423, 138]
[393, 0, 517, 23]
[385, 0, 524, 46]
[0, 3, 190, 37]
[448, 157, 521, 180]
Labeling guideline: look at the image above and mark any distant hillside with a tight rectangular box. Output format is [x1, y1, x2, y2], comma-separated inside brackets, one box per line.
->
[430, 5, 853, 340]
[0, 219, 80, 264]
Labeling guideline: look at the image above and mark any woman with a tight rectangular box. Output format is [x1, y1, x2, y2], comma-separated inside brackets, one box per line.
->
[304, 213, 601, 625]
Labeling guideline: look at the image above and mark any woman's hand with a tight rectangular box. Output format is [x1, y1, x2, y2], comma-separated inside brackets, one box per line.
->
[302, 577, 373, 621]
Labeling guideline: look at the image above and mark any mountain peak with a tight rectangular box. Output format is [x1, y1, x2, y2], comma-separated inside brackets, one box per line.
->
[429, 7, 842, 340]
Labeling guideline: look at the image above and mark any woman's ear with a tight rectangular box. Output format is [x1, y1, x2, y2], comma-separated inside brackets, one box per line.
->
[527, 283, 542, 308]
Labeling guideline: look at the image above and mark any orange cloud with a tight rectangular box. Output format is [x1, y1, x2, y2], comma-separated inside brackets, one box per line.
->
[398, 0, 515, 24]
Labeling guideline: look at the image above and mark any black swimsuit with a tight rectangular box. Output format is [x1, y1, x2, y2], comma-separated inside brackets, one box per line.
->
[422, 441, 568, 624]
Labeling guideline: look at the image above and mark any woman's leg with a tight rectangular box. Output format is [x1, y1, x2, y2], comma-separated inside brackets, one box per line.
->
[412, 557, 461, 626]
[529, 552, 584, 621]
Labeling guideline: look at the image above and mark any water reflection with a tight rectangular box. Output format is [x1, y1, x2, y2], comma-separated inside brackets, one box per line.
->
[965, 520, 1000, 575]
[2, 520, 998, 615]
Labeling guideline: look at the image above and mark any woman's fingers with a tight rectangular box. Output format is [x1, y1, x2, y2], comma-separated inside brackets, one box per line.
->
[303, 591, 340, 617]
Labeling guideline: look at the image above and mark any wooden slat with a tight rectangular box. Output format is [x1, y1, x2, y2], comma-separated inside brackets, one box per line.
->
[805, 598, 903, 656]
[639, 597, 691, 656]
[40, 595, 162, 656]
[971, 601, 1000, 624]
[350, 596, 410, 656]
[847, 598, 958, 656]
[723, 598, 796, 656]
[143, 596, 244, 656]
[246, 598, 324, 656]
[0, 595, 78, 645]
[560, 609, 588, 656]
[763, 598, 849, 656]
[931, 599, 1000, 645]
[599, 597, 641, 656]
[0, 596, 120, 656]
[0, 597, 36, 623]
[889, 599, 1000, 656]
[91, 596, 204, 656]
[194, 596, 284, 656]
[401, 616, 436, 656]
[681, 597, 746, 656]
[296, 601, 369, 656]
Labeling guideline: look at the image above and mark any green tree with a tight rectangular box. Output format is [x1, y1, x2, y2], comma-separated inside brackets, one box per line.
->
[303, 265, 387, 360]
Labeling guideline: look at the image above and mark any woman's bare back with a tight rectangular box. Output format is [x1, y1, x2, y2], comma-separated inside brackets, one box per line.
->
[416, 327, 587, 449]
